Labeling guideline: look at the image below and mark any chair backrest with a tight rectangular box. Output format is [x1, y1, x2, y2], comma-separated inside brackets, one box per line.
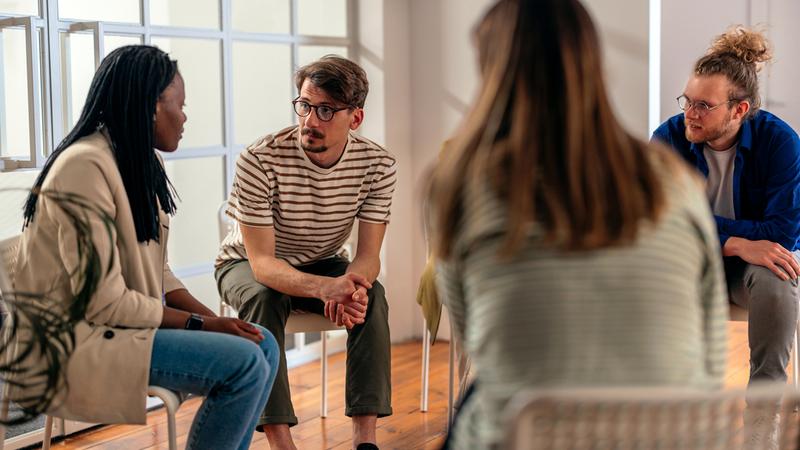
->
[505, 384, 800, 450]
[218, 202, 233, 244]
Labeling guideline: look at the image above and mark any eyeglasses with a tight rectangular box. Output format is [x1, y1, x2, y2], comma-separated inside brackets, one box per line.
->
[676, 95, 737, 117]
[292, 98, 352, 122]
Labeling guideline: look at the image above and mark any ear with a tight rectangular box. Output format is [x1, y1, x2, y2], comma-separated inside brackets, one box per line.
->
[733, 100, 750, 120]
[349, 108, 364, 130]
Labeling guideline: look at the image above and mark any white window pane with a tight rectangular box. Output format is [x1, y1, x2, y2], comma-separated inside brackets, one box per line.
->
[1, 28, 38, 158]
[178, 273, 222, 314]
[297, 0, 347, 37]
[0, 1, 39, 16]
[232, 0, 289, 34]
[104, 35, 141, 55]
[59, 0, 140, 23]
[164, 156, 224, 268]
[60, 32, 94, 129]
[0, 170, 38, 240]
[233, 41, 291, 145]
[297, 45, 348, 68]
[151, 37, 223, 148]
[150, 0, 219, 29]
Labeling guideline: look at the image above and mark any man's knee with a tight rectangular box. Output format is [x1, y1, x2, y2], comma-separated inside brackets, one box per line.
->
[746, 264, 798, 301]
[367, 280, 389, 318]
[238, 285, 291, 328]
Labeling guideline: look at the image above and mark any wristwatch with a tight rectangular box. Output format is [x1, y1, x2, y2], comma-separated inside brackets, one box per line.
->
[185, 313, 204, 330]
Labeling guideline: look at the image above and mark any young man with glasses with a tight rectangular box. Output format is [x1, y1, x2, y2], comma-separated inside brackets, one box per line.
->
[653, 27, 800, 449]
[215, 55, 395, 450]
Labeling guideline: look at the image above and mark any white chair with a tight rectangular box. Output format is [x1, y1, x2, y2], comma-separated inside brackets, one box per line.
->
[0, 235, 183, 450]
[730, 303, 800, 388]
[505, 384, 800, 450]
[217, 203, 343, 417]
[420, 301, 799, 432]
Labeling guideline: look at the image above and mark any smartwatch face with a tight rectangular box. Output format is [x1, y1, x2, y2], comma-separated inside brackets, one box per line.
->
[186, 314, 203, 330]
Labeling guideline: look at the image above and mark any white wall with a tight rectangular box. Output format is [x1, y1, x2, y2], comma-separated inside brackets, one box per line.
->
[406, 0, 492, 342]
[583, 0, 651, 138]
[759, 1, 800, 130]
[356, 0, 417, 342]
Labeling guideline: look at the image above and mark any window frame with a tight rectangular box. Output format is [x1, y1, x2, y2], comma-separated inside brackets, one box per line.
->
[0, 0, 356, 176]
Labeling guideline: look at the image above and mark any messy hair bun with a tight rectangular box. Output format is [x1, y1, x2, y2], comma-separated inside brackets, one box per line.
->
[694, 26, 771, 119]
[708, 26, 772, 67]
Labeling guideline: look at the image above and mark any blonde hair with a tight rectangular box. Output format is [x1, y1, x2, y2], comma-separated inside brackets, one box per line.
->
[428, 0, 672, 259]
[695, 26, 772, 118]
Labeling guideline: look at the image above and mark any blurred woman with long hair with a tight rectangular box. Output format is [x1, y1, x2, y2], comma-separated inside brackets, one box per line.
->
[428, 1, 728, 448]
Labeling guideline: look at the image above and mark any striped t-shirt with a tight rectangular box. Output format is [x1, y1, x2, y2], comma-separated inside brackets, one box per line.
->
[216, 125, 397, 267]
[437, 154, 728, 450]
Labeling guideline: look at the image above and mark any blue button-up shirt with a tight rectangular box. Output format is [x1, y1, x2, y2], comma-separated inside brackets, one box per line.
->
[652, 110, 800, 251]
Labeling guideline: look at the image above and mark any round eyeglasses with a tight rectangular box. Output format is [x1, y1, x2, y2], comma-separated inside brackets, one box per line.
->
[292, 98, 352, 122]
[677, 94, 737, 117]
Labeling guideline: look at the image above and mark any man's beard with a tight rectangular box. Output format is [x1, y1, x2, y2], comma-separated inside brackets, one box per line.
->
[685, 113, 733, 145]
[301, 127, 327, 153]
[301, 143, 328, 153]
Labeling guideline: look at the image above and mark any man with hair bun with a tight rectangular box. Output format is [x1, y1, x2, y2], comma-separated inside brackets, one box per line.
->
[654, 26, 800, 449]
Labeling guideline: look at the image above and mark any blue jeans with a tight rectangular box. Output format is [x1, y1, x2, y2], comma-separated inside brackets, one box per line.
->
[149, 324, 279, 450]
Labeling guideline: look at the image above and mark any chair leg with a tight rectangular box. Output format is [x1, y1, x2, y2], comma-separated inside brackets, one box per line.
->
[447, 338, 455, 431]
[0, 380, 10, 450]
[42, 415, 53, 450]
[321, 331, 328, 418]
[148, 387, 181, 450]
[794, 327, 799, 389]
[165, 403, 178, 450]
[421, 324, 431, 412]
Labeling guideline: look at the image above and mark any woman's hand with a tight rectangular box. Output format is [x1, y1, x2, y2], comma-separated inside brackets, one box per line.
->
[203, 316, 264, 344]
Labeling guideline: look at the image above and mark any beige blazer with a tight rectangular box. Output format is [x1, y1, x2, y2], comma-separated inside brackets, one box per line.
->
[11, 131, 185, 424]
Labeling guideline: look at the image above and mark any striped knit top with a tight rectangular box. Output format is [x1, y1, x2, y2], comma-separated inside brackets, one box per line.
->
[436, 154, 728, 450]
[216, 125, 397, 267]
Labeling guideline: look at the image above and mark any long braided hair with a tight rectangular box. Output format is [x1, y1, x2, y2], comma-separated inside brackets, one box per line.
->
[23, 45, 178, 242]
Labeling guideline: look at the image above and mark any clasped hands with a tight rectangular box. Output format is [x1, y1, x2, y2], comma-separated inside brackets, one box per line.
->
[320, 272, 372, 329]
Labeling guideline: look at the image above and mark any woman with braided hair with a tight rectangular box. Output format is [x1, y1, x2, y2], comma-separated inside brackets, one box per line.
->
[11, 45, 279, 450]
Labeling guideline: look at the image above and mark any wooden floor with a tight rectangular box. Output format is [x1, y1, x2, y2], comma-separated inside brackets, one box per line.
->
[51, 340, 452, 450]
[47, 322, 776, 449]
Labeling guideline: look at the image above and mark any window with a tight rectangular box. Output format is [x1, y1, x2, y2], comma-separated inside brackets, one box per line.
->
[0, 0, 353, 275]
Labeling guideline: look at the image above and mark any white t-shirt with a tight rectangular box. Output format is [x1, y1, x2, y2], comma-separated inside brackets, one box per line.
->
[704, 142, 737, 220]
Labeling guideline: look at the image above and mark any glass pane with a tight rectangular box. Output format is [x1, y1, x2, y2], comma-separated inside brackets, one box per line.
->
[164, 156, 224, 268]
[232, 41, 291, 145]
[150, 0, 219, 29]
[297, 45, 348, 68]
[232, 0, 289, 34]
[60, 32, 94, 129]
[0, 0, 39, 16]
[1, 28, 32, 158]
[0, 169, 38, 240]
[104, 35, 141, 55]
[151, 37, 223, 148]
[297, 0, 347, 37]
[59, 0, 140, 23]
[60, 33, 143, 130]
[179, 273, 222, 314]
